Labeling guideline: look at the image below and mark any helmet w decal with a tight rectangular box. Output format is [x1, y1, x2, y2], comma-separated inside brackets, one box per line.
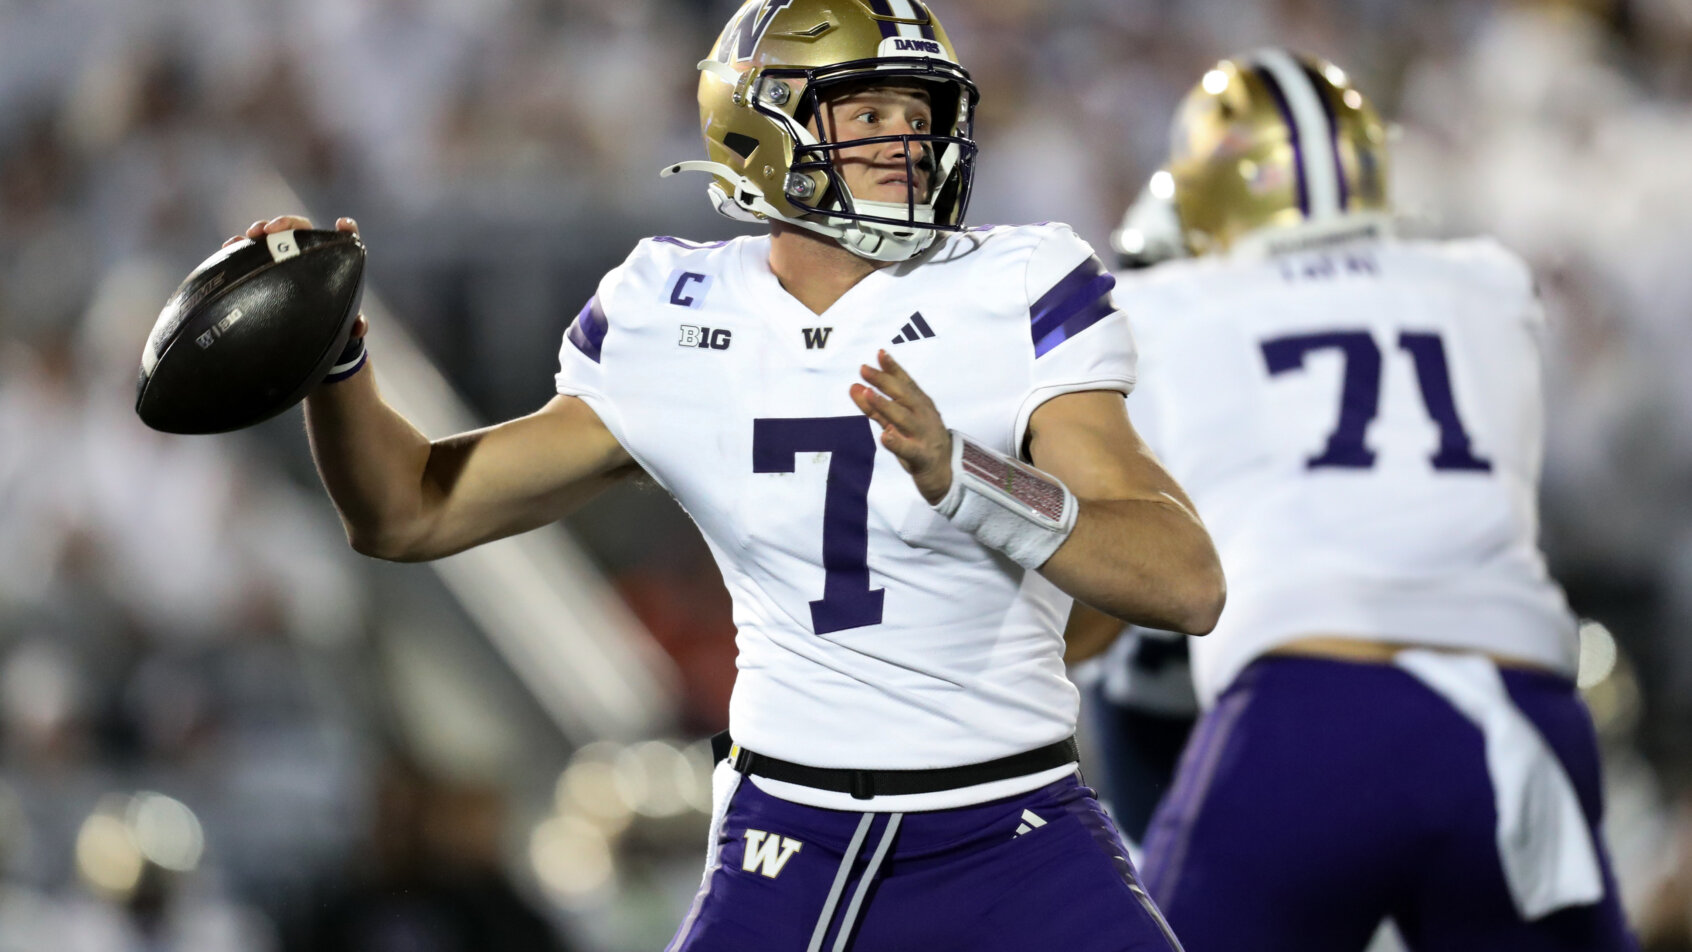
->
[662, 0, 979, 262]
[1166, 50, 1390, 255]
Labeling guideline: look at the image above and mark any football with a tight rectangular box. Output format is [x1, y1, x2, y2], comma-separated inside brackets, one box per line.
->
[136, 228, 366, 434]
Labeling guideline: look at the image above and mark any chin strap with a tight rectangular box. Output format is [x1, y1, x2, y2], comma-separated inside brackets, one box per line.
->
[662, 160, 938, 261]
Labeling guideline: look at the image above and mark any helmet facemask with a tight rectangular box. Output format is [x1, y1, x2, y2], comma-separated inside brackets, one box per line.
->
[767, 61, 979, 260]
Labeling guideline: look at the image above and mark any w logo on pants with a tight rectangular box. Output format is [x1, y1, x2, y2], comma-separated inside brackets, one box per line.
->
[742, 830, 803, 878]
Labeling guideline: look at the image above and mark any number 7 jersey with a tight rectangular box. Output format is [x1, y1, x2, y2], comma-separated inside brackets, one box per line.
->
[555, 224, 1135, 775]
[1117, 235, 1577, 707]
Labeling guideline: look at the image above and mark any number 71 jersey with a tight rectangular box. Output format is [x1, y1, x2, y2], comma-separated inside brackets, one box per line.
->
[1117, 235, 1577, 707]
[555, 224, 1135, 772]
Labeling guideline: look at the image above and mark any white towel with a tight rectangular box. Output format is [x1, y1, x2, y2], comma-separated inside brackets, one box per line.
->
[1393, 649, 1604, 919]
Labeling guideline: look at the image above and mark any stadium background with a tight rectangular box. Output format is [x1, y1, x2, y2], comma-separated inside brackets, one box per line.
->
[3, 0, 1692, 948]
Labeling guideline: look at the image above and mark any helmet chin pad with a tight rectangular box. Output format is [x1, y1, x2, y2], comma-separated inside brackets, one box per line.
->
[696, 176, 938, 262]
[823, 199, 938, 261]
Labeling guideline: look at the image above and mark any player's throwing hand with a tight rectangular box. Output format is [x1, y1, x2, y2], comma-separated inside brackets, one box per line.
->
[223, 216, 368, 341]
[851, 349, 953, 504]
[222, 214, 359, 247]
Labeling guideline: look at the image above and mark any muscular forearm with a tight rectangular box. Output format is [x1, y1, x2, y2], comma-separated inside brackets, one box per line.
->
[304, 369, 439, 559]
[1040, 493, 1225, 635]
[851, 361, 1224, 632]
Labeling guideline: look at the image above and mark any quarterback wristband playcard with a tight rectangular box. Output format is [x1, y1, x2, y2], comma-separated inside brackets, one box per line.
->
[933, 430, 1078, 570]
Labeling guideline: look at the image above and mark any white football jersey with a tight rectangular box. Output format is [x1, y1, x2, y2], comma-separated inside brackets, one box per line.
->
[1118, 232, 1577, 707]
[555, 224, 1134, 788]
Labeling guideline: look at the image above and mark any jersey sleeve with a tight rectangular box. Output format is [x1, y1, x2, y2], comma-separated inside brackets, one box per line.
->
[554, 248, 644, 451]
[554, 290, 611, 398]
[1010, 224, 1139, 457]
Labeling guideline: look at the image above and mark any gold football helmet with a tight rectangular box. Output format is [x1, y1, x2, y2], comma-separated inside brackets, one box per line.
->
[662, 0, 979, 262]
[1166, 50, 1390, 255]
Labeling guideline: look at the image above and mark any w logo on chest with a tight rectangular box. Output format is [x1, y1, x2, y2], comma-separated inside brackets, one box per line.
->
[802, 327, 834, 350]
[742, 830, 803, 878]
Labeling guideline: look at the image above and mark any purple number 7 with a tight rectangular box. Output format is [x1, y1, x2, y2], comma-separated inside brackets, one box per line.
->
[752, 416, 886, 634]
[1260, 330, 1492, 473]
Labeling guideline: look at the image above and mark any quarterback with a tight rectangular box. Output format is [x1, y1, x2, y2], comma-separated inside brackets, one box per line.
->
[236, 1, 1224, 949]
[1094, 50, 1637, 951]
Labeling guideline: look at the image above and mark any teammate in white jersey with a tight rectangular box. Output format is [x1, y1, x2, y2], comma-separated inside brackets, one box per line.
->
[232, 1, 1224, 948]
[1091, 50, 1638, 951]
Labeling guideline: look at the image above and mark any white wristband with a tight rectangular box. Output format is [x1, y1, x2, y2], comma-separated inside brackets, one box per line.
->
[931, 430, 1078, 571]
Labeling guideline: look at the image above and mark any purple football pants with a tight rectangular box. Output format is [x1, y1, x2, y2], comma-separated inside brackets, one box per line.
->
[1141, 655, 1639, 952]
[667, 772, 1182, 952]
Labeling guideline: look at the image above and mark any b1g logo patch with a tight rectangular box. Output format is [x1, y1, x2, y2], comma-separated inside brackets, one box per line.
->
[679, 325, 732, 350]
[741, 830, 802, 878]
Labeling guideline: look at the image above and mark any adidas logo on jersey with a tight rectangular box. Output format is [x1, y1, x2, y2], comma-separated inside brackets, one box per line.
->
[742, 830, 803, 878]
[1013, 809, 1047, 837]
[890, 312, 936, 344]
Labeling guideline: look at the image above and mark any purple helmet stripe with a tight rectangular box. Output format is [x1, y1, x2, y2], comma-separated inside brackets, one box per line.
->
[865, 0, 899, 38]
[915, 0, 937, 39]
[1252, 65, 1310, 217]
[1299, 62, 1349, 210]
[1030, 257, 1118, 357]
[566, 295, 609, 363]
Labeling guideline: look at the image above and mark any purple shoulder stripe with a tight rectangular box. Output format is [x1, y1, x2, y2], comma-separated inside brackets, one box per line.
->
[1030, 255, 1117, 357]
[567, 296, 609, 363]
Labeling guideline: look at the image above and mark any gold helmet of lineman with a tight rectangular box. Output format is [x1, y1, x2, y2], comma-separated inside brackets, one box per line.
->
[662, 0, 979, 262]
[1166, 49, 1390, 255]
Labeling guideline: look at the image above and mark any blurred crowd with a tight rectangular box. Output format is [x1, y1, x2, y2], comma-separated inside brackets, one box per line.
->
[3, 0, 1692, 948]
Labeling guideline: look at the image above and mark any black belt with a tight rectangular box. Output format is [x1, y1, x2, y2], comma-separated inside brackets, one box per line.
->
[711, 730, 1078, 801]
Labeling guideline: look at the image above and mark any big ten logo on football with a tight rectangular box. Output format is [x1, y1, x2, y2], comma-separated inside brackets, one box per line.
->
[667, 270, 714, 310]
[679, 325, 733, 350]
[741, 830, 802, 878]
[195, 308, 245, 350]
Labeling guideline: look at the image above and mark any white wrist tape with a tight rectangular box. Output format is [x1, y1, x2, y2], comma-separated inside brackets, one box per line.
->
[931, 430, 1078, 571]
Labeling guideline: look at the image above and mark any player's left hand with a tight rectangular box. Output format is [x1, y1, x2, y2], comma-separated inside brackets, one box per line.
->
[850, 349, 952, 504]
